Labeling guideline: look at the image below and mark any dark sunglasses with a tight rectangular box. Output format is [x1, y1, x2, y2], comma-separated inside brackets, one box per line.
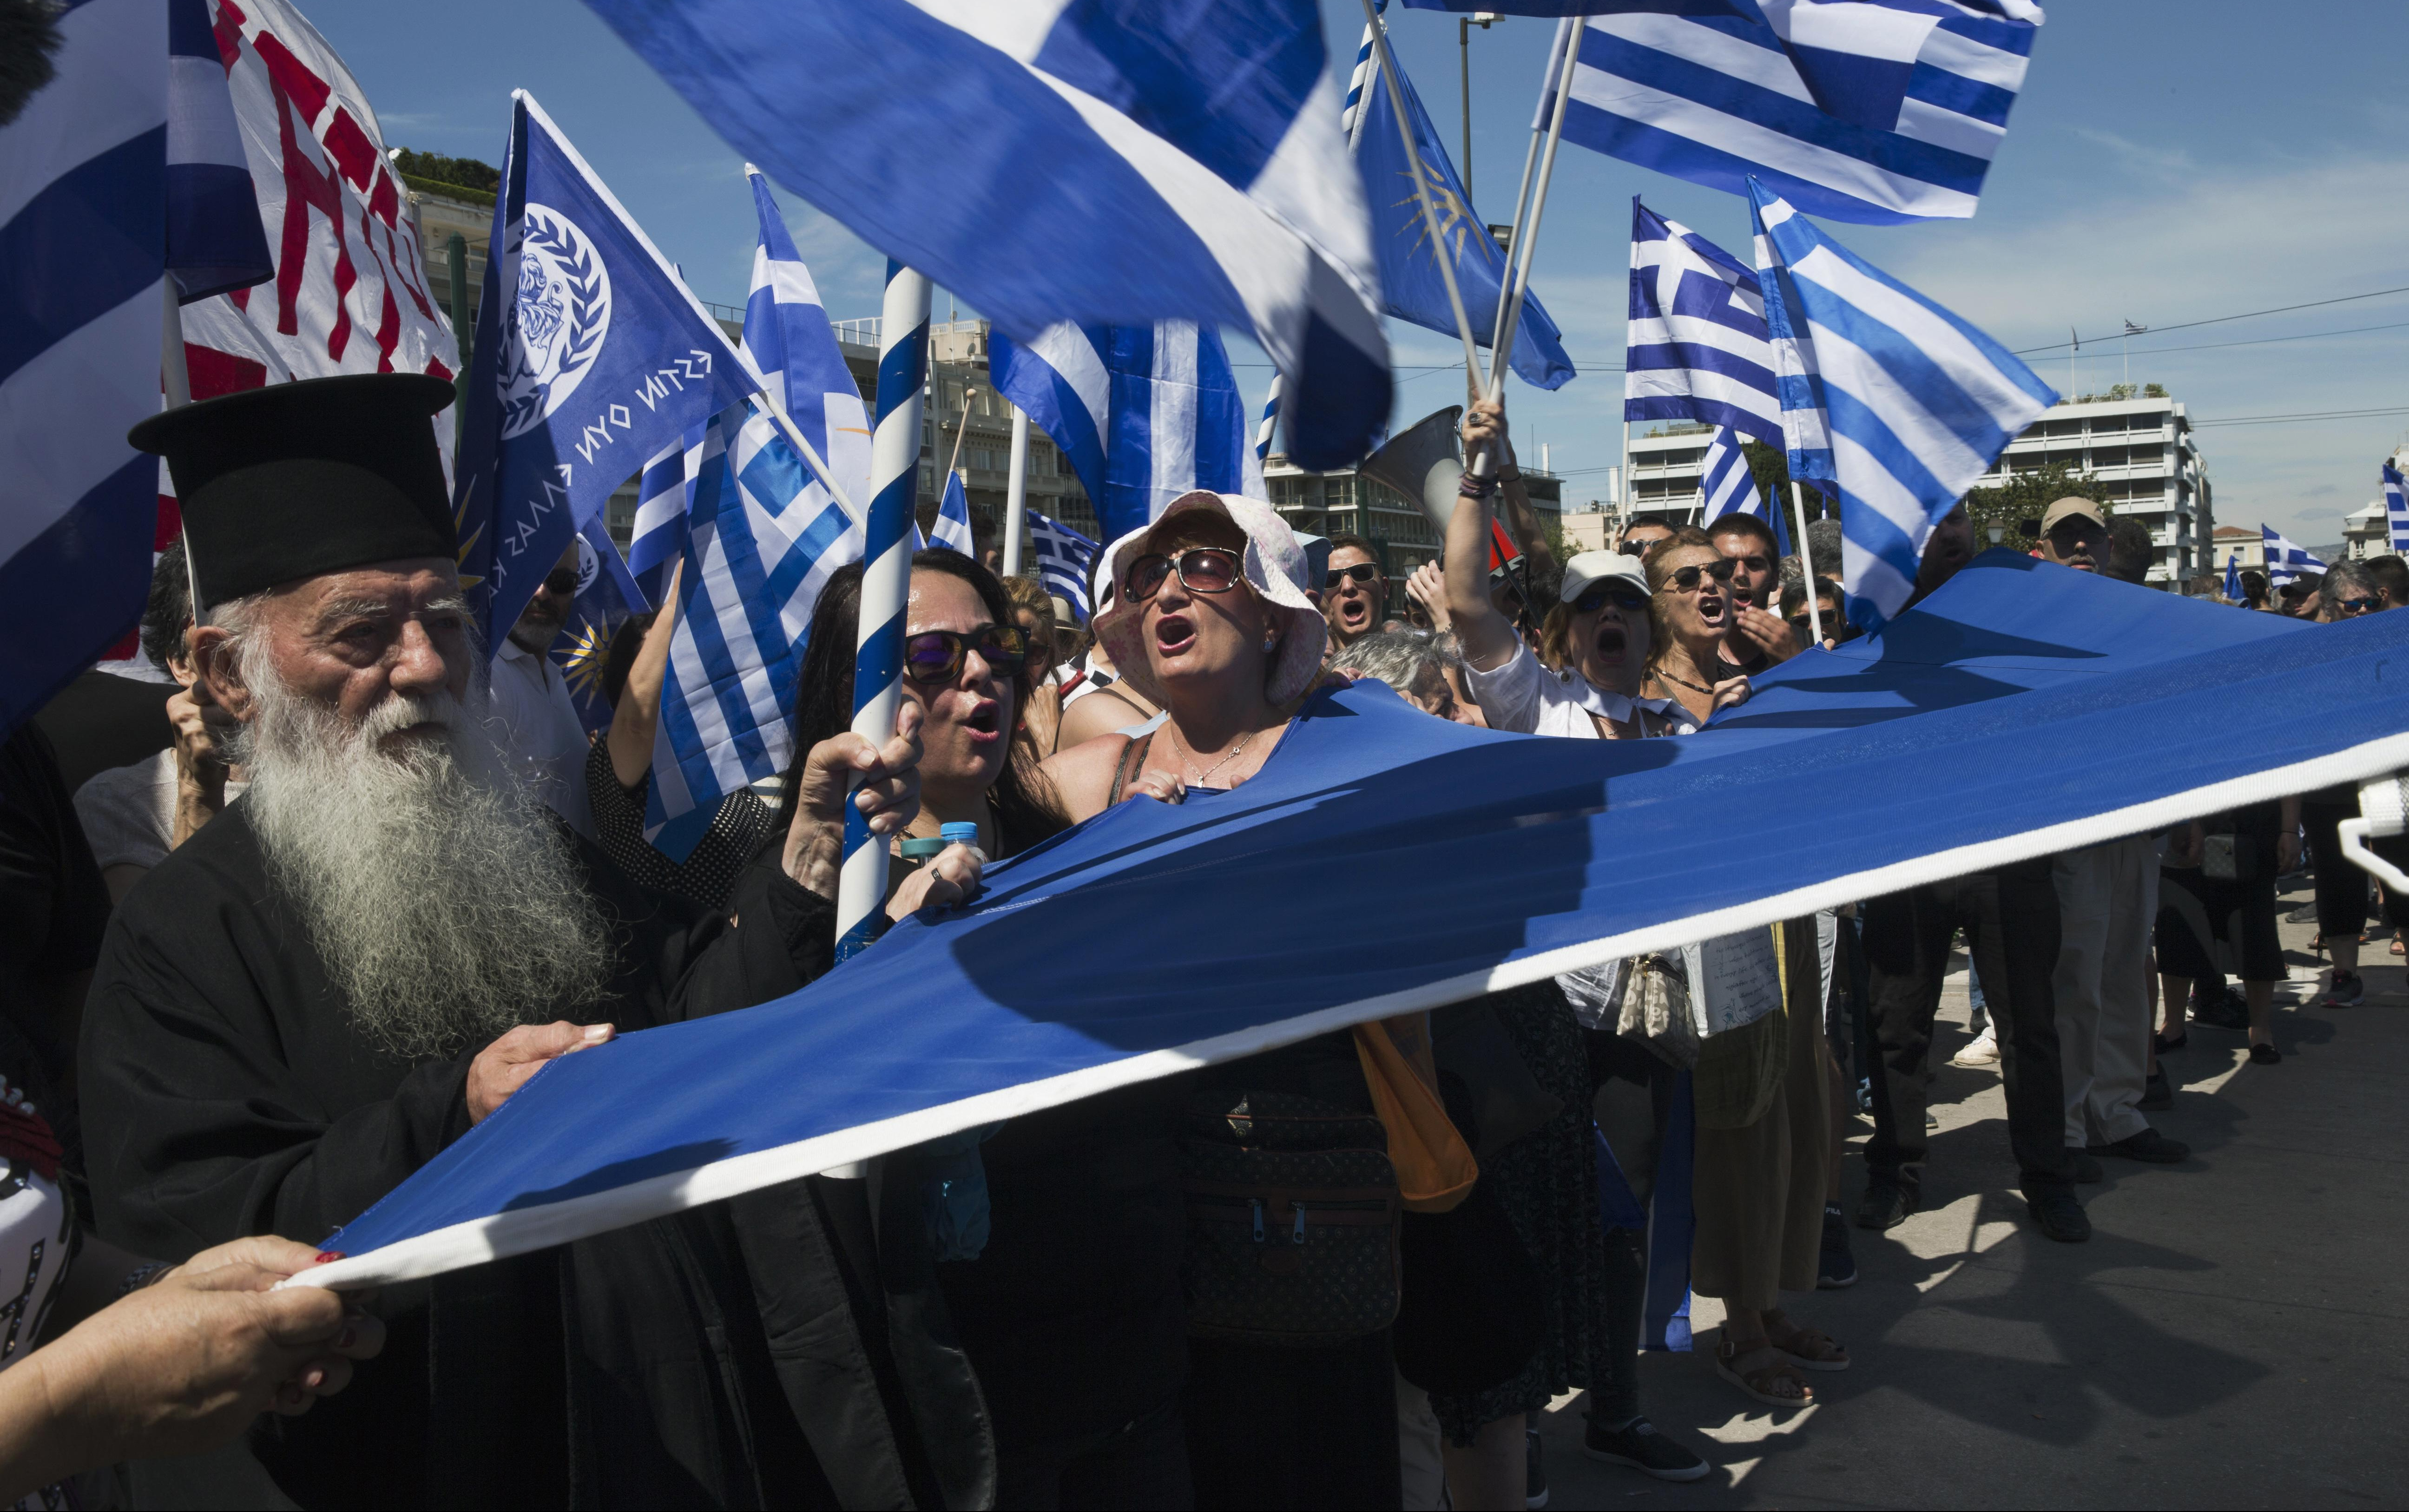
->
[1326, 562, 1382, 589]
[901, 624, 1027, 683]
[2336, 597, 2381, 617]
[1572, 582, 1648, 614]
[1124, 547, 1244, 602]
[535, 567, 579, 598]
[1662, 560, 1737, 592]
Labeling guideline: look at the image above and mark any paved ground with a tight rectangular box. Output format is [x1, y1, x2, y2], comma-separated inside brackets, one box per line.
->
[1533, 874, 2409, 1510]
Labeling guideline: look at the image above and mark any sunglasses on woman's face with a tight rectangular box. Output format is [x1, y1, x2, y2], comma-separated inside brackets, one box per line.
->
[1571, 582, 1648, 614]
[901, 624, 1027, 684]
[1124, 546, 1244, 602]
[1661, 560, 1736, 593]
[1326, 562, 1381, 589]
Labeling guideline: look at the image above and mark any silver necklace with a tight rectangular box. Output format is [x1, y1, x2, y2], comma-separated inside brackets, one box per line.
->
[1173, 725, 1255, 787]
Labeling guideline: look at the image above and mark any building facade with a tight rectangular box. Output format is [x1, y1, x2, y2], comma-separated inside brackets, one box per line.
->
[1260, 454, 1563, 593]
[1968, 391, 2212, 584]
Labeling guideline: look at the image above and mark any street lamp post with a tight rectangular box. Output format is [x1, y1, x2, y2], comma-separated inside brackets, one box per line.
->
[1458, 11, 1496, 204]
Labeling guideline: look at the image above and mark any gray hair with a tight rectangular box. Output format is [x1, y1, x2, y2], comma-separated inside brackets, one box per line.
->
[1331, 628, 1448, 701]
[2319, 562, 2379, 614]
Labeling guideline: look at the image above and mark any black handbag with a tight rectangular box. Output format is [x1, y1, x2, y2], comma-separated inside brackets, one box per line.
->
[1392, 1179, 1544, 1395]
[1179, 1091, 1401, 1348]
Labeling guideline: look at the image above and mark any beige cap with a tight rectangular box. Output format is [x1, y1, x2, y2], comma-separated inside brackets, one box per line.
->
[2038, 496, 2106, 535]
[1559, 551, 1647, 605]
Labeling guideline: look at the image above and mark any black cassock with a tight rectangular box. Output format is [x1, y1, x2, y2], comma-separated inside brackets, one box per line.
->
[80, 803, 992, 1511]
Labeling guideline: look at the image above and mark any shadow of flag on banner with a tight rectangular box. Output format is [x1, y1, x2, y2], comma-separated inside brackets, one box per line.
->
[453, 92, 757, 651]
[1355, 46, 1573, 390]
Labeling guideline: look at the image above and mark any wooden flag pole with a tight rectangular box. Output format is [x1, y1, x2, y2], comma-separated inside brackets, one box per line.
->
[1790, 481, 1823, 647]
[942, 382, 975, 489]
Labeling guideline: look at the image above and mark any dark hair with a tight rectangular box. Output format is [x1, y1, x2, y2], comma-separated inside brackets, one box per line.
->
[1781, 574, 1842, 620]
[1622, 512, 1677, 533]
[140, 536, 193, 674]
[2105, 516, 2155, 585]
[1705, 513, 1778, 558]
[2364, 555, 2408, 607]
[772, 552, 1066, 859]
[599, 612, 656, 710]
[1325, 534, 1383, 572]
[2238, 569, 2271, 608]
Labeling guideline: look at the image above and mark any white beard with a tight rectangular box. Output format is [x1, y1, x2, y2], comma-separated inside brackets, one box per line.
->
[237, 664, 613, 1061]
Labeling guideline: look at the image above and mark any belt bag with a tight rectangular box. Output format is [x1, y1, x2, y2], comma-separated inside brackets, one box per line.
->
[2203, 830, 2256, 881]
[1180, 1092, 1401, 1348]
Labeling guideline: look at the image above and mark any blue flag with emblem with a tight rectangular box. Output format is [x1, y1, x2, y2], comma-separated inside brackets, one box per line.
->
[453, 92, 757, 651]
[1354, 33, 1574, 390]
[551, 513, 648, 736]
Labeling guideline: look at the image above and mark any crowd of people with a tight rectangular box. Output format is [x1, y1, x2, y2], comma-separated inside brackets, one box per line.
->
[0, 375, 2391, 1512]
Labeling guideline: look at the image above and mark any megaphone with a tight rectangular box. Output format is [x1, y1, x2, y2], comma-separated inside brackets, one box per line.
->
[1359, 406, 1463, 539]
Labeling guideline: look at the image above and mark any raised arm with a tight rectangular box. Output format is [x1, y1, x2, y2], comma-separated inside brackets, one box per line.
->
[606, 560, 683, 792]
[1442, 399, 1521, 672]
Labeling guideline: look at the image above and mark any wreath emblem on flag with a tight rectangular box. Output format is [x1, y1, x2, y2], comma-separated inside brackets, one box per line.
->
[499, 204, 612, 439]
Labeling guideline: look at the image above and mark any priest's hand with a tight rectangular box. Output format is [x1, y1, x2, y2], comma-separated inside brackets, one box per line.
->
[783, 704, 926, 902]
[467, 1022, 615, 1125]
[0, 1236, 385, 1500]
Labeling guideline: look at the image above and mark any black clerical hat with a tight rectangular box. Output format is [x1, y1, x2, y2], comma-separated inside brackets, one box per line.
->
[127, 373, 458, 607]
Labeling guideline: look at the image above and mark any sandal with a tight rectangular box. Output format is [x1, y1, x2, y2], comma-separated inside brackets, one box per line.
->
[1715, 1338, 1815, 1408]
[2392, 937, 2404, 957]
[1764, 1319, 1851, 1373]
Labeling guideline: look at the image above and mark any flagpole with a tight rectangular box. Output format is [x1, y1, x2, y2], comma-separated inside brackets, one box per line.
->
[942, 382, 974, 486]
[751, 389, 865, 525]
[836, 261, 930, 962]
[1002, 408, 1029, 576]
[1485, 17, 1583, 401]
[1790, 481, 1822, 646]
[161, 277, 208, 632]
[1356, 0, 1482, 394]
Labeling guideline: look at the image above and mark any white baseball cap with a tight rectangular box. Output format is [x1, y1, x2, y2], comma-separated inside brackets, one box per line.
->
[1559, 551, 1647, 605]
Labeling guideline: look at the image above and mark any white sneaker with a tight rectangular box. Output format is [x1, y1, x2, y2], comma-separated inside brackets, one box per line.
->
[1951, 1027, 1999, 1067]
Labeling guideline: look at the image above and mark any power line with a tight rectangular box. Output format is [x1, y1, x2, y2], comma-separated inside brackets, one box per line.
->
[2112, 320, 2409, 358]
[2190, 405, 2409, 429]
[2014, 285, 2409, 357]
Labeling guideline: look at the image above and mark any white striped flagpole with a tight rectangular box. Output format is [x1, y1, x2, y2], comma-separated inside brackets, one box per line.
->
[1254, 375, 1281, 462]
[835, 259, 931, 960]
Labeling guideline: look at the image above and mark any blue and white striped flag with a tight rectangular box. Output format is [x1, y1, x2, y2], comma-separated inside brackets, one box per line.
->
[739, 165, 870, 521]
[628, 434, 691, 606]
[581, 0, 1389, 470]
[1536, 1, 2044, 224]
[931, 471, 975, 555]
[2384, 461, 2409, 556]
[1699, 425, 1792, 556]
[2261, 526, 2324, 587]
[167, 0, 272, 302]
[1627, 200, 1781, 449]
[1027, 510, 1102, 625]
[645, 402, 862, 858]
[1, 0, 171, 733]
[989, 322, 1256, 546]
[1749, 178, 2054, 629]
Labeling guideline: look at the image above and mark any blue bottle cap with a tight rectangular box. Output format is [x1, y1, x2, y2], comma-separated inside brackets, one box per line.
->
[939, 822, 982, 846]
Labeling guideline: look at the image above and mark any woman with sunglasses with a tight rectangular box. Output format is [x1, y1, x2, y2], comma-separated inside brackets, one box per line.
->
[755, 551, 1198, 1508]
[1040, 493, 1327, 815]
[1000, 572, 1068, 753]
[1640, 529, 1756, 728]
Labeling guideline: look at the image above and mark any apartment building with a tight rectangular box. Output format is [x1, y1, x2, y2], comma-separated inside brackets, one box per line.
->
[1967, 390, 2212, 584]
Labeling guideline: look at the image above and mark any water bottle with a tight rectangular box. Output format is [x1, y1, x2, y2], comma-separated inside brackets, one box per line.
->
[939, 820, 987, 865]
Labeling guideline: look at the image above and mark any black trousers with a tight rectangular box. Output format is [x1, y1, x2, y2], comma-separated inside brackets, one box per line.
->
[996, 1400, 1195, 1511]
[1860, 860, 2072, 1193]
[2301, 799, 2409, 939]
[1183, 1331, 1401, 1510]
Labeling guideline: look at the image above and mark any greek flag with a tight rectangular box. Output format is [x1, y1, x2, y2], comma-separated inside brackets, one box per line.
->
[1027, 510, 1102, 625]
[989, 322, 1256, 546]
[644, 402, 862, 857]
[1536, 1, 2044, 224]
[2384, 461, 2409, 555]
[628, 435, 691, 606]
[453, 92, 757, 650]
[1355, 20, 1574, 390]
[738, 165, 870, 527]
[1627, 200, 1781, 448]
[1699, 426, 1791, 554]
[2261, 526, 2324, 587]
[167, 0, 272, 302]
[1750, 178, 2054, 629]
[931, 471, 975, 556]
[2222, 552, 2240, 603]
[582, 0, 1388, 470]
[1, 0, 171, 732]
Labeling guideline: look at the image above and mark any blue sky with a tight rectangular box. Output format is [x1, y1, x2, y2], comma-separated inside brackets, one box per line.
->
[321, 0, 2407, 543]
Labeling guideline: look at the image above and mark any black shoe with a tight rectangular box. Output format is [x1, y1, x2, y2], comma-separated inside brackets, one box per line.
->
[2139, 1068, 2172, 1111]
[2090, 1128, 2191, 1164]
[1817, 1204, 1858, 1288]
[2192, 990, 2250, 1030]
[1855, 1180, 1913, 1230]
[2068, 1150, 2103, 1183]
[2023, 1184, 2091, 1242]
[2249, 1041, 2282, 1065]
[1526, 1427, 1549, 1509]
[1583, 1416, 1710, 1483]
[2284, 901, 2320, 924]
[2152, 1030, 2187, 1055]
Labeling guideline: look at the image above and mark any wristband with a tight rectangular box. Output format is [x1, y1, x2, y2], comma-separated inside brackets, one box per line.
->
[1457, 471, 1496, 500]
[118, 1262, 171, 1295]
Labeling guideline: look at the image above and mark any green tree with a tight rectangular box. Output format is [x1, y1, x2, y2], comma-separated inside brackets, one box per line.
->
[1960, 462, 2113, 552]
[393, 149, 500, 197]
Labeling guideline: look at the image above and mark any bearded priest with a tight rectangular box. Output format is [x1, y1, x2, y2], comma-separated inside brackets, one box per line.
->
[81, 375, 989, 1509]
